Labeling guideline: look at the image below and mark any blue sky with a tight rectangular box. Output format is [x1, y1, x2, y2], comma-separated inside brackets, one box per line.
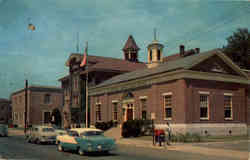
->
[0, 0, 249, 98]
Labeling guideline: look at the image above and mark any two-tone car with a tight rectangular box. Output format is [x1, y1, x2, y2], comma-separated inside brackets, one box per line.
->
[26, 125, 57, 144]
[0, 124, 8, 137]
[56, 128, 116, 155]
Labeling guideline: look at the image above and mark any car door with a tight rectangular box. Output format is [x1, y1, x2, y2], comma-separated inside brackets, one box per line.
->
[61, 131, 79, 150]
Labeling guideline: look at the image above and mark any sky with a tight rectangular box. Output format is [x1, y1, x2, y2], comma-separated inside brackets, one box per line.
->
[0, 0, 249, 99]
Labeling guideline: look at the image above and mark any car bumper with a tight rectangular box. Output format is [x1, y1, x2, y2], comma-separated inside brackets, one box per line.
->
[86, 144, 116, 152]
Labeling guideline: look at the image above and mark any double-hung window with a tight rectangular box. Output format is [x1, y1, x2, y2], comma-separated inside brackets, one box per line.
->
[224, 94, 233, 120]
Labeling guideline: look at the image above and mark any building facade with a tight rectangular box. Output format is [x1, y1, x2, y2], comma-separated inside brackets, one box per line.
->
[59, 35, 146, 128]
[89, 38, 250, 136]
[11, 85, 63, 127]
[0, 98, 12, 124]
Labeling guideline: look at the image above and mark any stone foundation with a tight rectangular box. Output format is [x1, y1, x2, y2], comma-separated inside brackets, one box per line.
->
[155, 123, 247, 136]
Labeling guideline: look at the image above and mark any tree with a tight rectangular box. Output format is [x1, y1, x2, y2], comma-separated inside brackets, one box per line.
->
[223, 28, 250, 70]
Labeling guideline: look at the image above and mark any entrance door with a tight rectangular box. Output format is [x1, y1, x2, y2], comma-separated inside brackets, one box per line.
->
[127, 109, 133, 121]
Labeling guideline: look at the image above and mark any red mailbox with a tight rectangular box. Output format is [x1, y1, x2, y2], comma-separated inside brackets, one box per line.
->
[154, 129, 164, 136]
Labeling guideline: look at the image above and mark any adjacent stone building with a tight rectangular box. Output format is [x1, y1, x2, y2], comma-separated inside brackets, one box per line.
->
[89, 38, 250, 136]
[0, 98, 12, 124]
[11, 85, 63, 127]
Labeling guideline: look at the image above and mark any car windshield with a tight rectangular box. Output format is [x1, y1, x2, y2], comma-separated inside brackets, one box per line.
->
[42, 128, 55, 132]
[81, 131, 103, 136]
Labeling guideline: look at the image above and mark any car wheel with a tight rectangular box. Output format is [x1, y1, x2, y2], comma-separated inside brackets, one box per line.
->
[36, 139, 41, 144]
[58, 144, 64, 152]
[77, 147, 84, 156]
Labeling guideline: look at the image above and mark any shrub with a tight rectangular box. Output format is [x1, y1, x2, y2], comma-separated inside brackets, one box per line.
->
[95, 120, 117, 131]
[170, 132, 202, 143]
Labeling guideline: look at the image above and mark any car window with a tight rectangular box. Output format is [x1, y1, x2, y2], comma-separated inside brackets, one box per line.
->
[68, 131, 79, 137]
[42, 128, 55, 132]
[81, 131, 104, 136]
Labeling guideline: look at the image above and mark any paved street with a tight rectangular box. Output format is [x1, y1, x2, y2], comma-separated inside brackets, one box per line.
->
[0, 134, 248, 160]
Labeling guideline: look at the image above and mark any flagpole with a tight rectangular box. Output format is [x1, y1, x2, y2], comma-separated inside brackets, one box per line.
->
[85, 41, 88, 128]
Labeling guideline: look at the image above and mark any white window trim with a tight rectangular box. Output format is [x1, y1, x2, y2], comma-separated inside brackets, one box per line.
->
[139, 96, 148, 100]
[95, 102, 101, 105]
[224, 94, 233, 120]
[199, 93, 210, 120]
[224, 93, 233, 96]
[199, 91, 210, 95]
[162, 92, 172, 96]
[163, 94, 172, 120]
[112, 100, 119, 103]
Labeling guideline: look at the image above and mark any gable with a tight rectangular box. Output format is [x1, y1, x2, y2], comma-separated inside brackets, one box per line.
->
[190, 55, 241, 76]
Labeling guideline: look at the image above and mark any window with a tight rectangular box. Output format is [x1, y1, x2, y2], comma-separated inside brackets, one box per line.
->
[142, 110, 147, 120]
[200, 94, 209, 119]
[150, 50, 152, 61]
[224, 95, 232, 119]
[157, 49, 161, 60]
[113, 103, 118, 121]
[44, 94, 51, 104]
[96, 104, 101, 121]
[164, 95, 172, 119]
[140, 99, 147, 120]
[44, 112, 51, 123]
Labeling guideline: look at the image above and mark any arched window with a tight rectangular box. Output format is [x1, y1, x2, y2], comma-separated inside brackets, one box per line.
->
[44, 94, 51, 104]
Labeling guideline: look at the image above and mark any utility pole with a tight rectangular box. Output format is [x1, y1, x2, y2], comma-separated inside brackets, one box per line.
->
[85, 41, 88, 128]
[24, 79, 28, 134]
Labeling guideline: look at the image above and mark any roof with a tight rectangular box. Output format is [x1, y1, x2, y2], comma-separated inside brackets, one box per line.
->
[122, 35, 140, 51]
[11, 85, 63, 96]
[163, 53, 181, 62]
[80, 55, 146, 75]
[70, 128, 102, 133]
[0, 98, 10, 102]
[58, 75, 70, 82]
[92, 49, 248, 89]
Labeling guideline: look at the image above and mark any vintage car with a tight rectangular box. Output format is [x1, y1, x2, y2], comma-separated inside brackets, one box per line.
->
[0, 124, 8, 137]
[26, 125, 57, 144]
[56, 128, 116, 155]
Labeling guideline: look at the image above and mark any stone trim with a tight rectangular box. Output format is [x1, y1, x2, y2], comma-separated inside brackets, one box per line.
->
[198, 91, 210, 95]
[224, 93, 233, 96]
[139, 96, 148, 99]
[111, 100, 119, 103]
[162, 92, 173, 96]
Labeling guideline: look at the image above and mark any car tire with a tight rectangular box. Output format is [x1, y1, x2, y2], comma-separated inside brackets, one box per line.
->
[36, 139, 41, 144]
[58, 144, 64, 152]
[77, 147, 85, 156]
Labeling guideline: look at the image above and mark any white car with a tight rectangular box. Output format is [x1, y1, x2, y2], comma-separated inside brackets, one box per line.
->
[26, 125, 57, 144]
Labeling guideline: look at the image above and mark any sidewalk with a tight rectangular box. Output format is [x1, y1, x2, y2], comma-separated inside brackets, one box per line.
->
[117, 138, 248, 160]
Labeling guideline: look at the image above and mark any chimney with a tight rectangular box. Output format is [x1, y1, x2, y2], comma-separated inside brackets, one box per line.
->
[195, 48, 200, 54]
[180, 45, 185, 56]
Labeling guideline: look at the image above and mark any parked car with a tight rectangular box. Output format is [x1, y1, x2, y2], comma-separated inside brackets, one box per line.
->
[26, 125, 57, 144]
[0, 124, 8, 137]
[56, 128, 116, 155]
[55, 129, 67, 144]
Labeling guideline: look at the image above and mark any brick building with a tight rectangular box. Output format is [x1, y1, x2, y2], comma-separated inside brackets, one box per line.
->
[59, 35, 146, 128]
[11, 85, 63, 127]
[0, 98, 12, 124]
[89, 38, 250, 136]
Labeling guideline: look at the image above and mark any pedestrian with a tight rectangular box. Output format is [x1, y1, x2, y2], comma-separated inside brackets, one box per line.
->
[166, 122, 172, 145]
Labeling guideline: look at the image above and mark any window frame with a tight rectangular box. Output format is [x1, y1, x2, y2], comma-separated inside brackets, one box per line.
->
[199, 93, 210, 120]
[224, 93, 233, 120]
[96, 103, 102, 122]
[163, 92, 172, 120]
